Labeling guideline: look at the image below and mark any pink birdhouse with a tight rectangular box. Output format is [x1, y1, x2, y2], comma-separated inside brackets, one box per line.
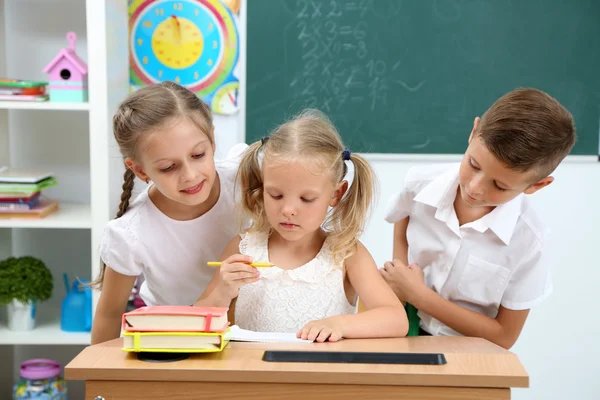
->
[43, 32, 88, 102]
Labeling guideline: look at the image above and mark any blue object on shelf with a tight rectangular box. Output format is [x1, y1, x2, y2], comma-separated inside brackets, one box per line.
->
[60, 274, 91, 332]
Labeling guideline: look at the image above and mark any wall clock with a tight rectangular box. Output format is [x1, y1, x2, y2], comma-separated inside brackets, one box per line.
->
[129, 0, 240, 114]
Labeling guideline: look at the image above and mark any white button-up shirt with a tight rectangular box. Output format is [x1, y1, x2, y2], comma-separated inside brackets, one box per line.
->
[384, 163, 552, 336]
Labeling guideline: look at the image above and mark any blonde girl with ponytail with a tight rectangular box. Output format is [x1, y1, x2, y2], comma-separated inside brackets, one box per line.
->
[198, 109, 408, 342]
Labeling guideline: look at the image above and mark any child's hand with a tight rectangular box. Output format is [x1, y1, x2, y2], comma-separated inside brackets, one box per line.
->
[297, 317, 343, 342]
[380, 259, 428, 304]
[217, 254, 260, 299]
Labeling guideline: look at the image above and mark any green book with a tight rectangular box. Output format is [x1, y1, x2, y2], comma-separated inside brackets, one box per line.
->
[0, 177, 57, 192]
[0, 78, 48, 88]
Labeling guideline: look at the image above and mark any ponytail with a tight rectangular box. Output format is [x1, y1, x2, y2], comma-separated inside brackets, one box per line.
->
[89, 166, 137, 290]
[236, 140, 269, 233]
[326, 153, 378, 262]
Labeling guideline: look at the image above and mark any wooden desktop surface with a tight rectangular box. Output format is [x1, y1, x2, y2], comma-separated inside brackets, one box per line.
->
[66, 337, 528, 400]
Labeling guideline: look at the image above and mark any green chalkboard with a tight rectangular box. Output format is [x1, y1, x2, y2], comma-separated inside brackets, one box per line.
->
[246, 0, 600, 155]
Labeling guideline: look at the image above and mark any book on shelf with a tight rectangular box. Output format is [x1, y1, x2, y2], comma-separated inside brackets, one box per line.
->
[0, 199, 59, 219]
[0, 168, 53, 184]
[0, 196, 40, 210]
[0, 177, 57, 193]
[0, 191, 40, 202]
[0, 79, 48, 101]
[0, 78, 47, 88]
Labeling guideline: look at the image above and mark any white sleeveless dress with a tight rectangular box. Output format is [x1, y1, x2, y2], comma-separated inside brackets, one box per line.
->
[234, 231, 357, 332]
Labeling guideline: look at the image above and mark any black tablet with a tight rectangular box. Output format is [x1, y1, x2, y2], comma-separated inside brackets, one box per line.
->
[262, 350, 446, 365]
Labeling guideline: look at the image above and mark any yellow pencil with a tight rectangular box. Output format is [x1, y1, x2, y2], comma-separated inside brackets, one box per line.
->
[207, 261, 274, 268]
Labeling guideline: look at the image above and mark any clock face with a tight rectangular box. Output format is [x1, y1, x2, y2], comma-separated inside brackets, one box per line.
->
[129, 0, 239, 100]
[211, 80, 239, 115]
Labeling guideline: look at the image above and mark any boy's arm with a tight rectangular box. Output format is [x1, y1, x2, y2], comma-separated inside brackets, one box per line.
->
[392, 218, 409, 265]
[382, 259, 531, 349]
[415, 290, 529, 349]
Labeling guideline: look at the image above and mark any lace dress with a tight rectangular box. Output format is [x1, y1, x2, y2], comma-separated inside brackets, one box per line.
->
[234, 231, 357, 332]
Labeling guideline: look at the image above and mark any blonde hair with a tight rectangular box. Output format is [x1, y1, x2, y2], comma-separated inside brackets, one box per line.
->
[237, 109, 377, 262]
[90, 81, 214, 289]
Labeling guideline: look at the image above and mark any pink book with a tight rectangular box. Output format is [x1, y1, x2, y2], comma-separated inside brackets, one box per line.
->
[121, 306, 229, 333]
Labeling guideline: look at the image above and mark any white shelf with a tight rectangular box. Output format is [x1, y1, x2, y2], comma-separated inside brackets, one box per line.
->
[0, 320, 90, 345]
[0, 101, 89, 111]
[0, 203, 91, 229]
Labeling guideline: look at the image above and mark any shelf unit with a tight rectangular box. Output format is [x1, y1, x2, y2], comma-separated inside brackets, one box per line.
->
[0, 0, 129, 349]
[0, 203, 92, 229]
[0, 319, 90, 345]
[0, 101, 90, 110]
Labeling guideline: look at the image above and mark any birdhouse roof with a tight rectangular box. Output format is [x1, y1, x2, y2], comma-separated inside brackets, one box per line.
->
[43, 48, 88, 75]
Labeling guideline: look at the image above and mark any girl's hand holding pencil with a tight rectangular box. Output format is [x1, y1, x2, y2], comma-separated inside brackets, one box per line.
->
[212, 254, 262, 300]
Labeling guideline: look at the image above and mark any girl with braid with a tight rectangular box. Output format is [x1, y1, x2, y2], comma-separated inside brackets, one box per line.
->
[197, 110, 408, 342]
[90, 82, 246, 344]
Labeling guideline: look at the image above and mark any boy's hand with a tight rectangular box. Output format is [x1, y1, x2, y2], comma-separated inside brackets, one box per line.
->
[216, 254, 260, 300]
[380, 259, 428, 304]
[297, 317, 343, 342]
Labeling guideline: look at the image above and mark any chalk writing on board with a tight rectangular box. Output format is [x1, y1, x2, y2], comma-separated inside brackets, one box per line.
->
[287, 1, 391, 112]
[249, 0, 598, 155]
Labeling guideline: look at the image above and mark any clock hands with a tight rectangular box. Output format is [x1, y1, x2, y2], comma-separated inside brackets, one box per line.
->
[171, 15, 181, 45]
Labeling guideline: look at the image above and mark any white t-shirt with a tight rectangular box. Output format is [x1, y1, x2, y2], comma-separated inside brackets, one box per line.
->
[99, 144, 247, 306]
[384, 163, 552, 336]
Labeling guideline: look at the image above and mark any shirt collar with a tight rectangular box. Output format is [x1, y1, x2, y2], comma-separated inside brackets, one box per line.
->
[475, 195, 523, 245]
[413, 163, 522, 245]
[413, 164, 461, 211]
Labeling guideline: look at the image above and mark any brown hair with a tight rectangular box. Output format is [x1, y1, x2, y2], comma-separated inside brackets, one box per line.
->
[476, 87, 576, 179]
[237, 109, 378, 263]
[90, 81, 214, 289]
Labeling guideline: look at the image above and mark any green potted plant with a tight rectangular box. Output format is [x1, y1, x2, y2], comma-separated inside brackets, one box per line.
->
[0, 256, 53, 331]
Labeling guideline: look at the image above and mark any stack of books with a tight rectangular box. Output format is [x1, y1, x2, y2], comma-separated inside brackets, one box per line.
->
[0, 79, 48, 102]
[121, 306, 231, 354]
[0, 167, 59, 219]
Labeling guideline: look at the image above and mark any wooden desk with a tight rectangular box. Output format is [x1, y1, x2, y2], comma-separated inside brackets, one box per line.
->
[66, 337, 528, 400]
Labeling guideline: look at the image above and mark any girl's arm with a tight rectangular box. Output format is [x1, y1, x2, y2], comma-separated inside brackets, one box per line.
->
[193, 236, 257, 309]
[91, 267, 137, 345]
[299, 242, 408, 341]
[343, 242, 408, 338]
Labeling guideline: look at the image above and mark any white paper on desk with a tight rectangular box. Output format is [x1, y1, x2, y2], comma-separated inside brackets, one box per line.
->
[229, 325, 311, 343]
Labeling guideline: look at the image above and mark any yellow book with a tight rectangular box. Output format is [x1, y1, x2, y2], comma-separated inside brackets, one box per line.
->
[122, 328, 231, 353]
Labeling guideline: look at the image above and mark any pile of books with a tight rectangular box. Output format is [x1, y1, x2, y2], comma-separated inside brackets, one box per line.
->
[0, 79, 48, 102]
[121, 306, 231, 354]
[0, 167, 59, 219]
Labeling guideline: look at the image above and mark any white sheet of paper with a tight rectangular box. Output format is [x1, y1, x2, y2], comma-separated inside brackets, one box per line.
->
[229, 325, 312, 343]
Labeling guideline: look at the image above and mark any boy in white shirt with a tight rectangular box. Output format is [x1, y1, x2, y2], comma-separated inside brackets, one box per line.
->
[382, 88, 576, 349]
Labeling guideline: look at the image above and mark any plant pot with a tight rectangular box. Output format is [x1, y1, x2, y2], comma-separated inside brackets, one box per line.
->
[7, 299, 37, 331]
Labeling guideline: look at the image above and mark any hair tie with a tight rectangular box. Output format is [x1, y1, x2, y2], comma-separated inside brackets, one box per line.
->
[260, 136, 269, 146]
[342, 148, 351, 161]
